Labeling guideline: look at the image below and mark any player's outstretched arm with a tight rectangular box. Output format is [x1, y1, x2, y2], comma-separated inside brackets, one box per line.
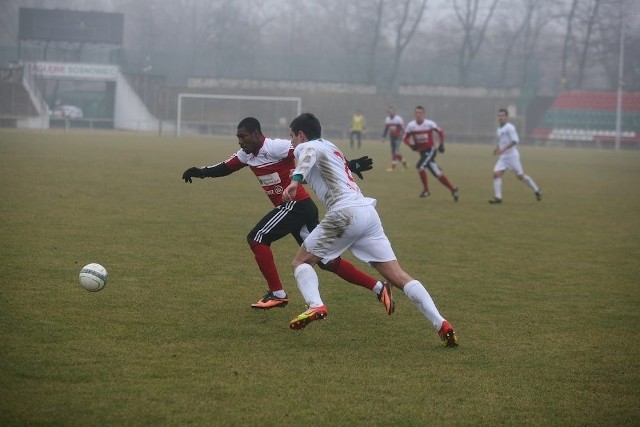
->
[182, 162, 232, 183]
[347, 156, 373, 179]
[182, 167, 205, 183]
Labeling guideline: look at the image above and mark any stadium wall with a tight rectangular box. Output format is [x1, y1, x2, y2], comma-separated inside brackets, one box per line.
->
[179, 78, 525, 143]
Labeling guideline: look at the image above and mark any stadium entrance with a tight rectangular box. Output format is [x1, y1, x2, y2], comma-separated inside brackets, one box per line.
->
[4, 7, 161, 131]
[26, 61, 117, 129]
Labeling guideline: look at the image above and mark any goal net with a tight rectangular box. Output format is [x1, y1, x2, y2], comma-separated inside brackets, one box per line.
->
[176, 94, 302, 138]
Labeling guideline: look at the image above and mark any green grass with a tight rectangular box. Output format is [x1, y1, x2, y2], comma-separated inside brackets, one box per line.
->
[1, 129, 639, 426]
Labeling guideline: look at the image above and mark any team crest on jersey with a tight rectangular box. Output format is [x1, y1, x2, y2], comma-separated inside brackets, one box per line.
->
[274, 185, 283, 194]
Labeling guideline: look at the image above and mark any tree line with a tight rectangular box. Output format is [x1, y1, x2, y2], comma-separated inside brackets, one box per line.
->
[2, 0, 638, 94]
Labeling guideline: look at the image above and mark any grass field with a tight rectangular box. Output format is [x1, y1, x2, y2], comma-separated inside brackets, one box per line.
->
[1, 129, 639, 426]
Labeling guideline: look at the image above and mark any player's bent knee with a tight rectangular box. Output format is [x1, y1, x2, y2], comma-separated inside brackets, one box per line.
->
[318, 258, 339, 272]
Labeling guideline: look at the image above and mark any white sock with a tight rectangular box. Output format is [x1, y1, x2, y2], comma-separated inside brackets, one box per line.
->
[293, 264, 324, 307]
[522, 175, 539, 192]
[372, 281, 383, 294]
[272, 290, 287, 298]
[493, 177, 502, 199]
[403, 280, 444, 330]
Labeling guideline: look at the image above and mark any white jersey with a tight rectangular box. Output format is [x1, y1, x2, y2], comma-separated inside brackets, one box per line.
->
[497, 122, 520, 158]
[292, 138, 376, 212]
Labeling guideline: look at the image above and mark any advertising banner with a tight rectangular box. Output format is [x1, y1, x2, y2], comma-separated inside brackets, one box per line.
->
[26, 62, 118, 81]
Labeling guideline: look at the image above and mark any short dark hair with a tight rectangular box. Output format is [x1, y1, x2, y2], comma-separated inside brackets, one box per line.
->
[415, 105, 425, 111]
[290, 113, 322, 140]
[237, 117, 262, 133]
[498, 108, 509, 116]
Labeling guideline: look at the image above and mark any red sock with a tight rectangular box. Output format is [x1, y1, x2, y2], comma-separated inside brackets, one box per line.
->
[419, 170, 429, 191]
[249, 242, 283, 292]
[438, 174, 455, 191]
[326, 258, 376, 291]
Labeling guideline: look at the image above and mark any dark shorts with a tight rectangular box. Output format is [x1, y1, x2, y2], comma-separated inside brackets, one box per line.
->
[417, 148, 441, 175]
[247, 198, 319, 246]
[390, 136, 402, 155]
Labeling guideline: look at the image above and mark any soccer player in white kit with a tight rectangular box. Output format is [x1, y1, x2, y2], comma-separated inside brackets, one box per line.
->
[489, 109, 542, 204]
[282, 113, 458, 347]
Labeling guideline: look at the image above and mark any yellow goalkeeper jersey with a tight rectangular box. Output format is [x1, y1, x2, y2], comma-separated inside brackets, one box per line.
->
[351, 114, 366, 132]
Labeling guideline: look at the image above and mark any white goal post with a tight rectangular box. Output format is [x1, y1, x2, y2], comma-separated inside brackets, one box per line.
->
[176, 93, 302, 137]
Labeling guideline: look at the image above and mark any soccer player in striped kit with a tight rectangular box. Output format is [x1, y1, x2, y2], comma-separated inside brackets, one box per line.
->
[489, 109, 541, 204]
[381, 107, 408, 171]
[181, 117, 393, 315]
[403, 105, 459, 200]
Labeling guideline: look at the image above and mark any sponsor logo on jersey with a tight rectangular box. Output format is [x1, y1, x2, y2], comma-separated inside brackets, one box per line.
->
[257, 172, 281, 187]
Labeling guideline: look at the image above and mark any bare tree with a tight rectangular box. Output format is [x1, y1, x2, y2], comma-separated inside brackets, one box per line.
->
[575, 0, 602, 88]
[453, 0, 499, 86]
[386, 0, 428, 89]
[314, 0, 424, 88]
[495, 0, 550, 85]
[315, 0, 385, 84]
[594, 0, 639, 91]
[560, 0, 578, 89]
[364, 0, 386, 85]
[560, 0, 603, 89]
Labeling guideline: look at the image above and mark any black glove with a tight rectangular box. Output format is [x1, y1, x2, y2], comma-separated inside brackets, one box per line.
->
[348, 156, 373, 179]
[438, 145, 445, 153]
[182, 167, 206, 183]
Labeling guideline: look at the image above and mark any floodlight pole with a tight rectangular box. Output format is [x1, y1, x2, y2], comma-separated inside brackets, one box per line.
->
[176, 93, 183, 137]
[614, 4, 625, 151]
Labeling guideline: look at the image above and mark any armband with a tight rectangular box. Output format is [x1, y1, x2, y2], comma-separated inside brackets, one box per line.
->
[292, 174, 304, 183]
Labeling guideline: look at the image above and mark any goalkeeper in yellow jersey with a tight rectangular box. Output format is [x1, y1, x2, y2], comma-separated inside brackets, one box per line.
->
[350, 110, 366, 150]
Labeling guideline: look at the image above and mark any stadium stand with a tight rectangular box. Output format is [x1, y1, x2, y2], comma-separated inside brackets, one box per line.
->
[531, 91, 640, 147]
[0, 67, 38, 124]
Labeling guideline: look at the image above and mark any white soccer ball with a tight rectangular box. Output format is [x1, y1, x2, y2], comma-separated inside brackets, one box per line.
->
[79, 263, 108, 292]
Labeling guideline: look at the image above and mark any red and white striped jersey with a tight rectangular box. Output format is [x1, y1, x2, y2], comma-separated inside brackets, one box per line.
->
[383, 114, 404, 138]
[223, 137, 311, 206]
[403, 119, 444, 152]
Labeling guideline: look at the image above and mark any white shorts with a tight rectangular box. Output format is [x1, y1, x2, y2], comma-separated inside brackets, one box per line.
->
[494, 155, 524, 175]
[302, 205, 397, 263]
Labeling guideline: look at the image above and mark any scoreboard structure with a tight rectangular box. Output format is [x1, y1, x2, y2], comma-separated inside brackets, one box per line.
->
[18, 8, 124, 46]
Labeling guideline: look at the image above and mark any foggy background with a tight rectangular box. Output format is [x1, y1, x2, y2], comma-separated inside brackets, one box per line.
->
[0, 0, 638, 139]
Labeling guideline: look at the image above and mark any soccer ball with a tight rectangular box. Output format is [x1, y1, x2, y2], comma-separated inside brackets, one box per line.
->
[79, 263, 108, 292]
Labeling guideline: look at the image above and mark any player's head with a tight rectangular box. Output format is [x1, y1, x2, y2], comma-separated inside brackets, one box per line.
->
[498, 108, 509, 126]
[388, 106, 396, 117]
[237, 117, 262, 134]
[289, 113, 321, 146]
[236, 117, 263, 154]
[414, 105, 425, 123]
